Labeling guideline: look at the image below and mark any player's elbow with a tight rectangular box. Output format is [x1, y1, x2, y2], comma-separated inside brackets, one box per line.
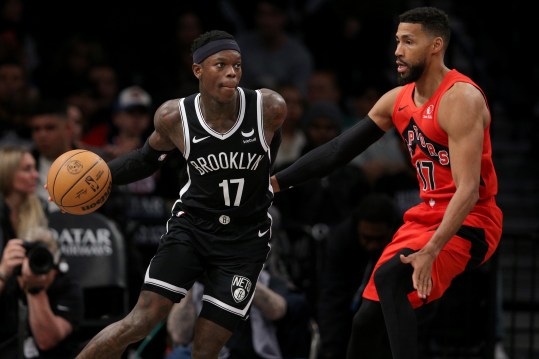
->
[460, 183, 480, 205]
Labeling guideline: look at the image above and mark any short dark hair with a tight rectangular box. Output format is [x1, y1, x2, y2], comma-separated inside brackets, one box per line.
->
[30, 100, 69, 119]
[399, 7, 451, 48]
[191, 30, 236, 54]
[352, 193, 401, 230]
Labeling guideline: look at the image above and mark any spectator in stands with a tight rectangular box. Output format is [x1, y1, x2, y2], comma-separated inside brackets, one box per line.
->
[101, 85, 153, 161]
[0, 60, 40, 147]
[0, 226, 83, 359]
[272, 82, 307, 172]
[235, 0, 314, 95]
[0, 146, 48, 249]
[0, 145, 83, 357]
[28, 100, 77, 212]
[77, 64, 121, 149]
[0, 0, 40, 73]
[166, 269, 311, 359]
[349, 86, 409, 184]
[273, 101, 371, 316]
[148, 9, 205, 104]
[317, 193, 400, 359]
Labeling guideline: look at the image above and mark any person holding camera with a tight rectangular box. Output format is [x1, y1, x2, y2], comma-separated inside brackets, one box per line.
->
[0, 226, 83, 359]
[0, 146, 84, 358]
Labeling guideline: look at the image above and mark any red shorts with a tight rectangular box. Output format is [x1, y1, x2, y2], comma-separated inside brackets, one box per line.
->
[362, 198, 503, 308]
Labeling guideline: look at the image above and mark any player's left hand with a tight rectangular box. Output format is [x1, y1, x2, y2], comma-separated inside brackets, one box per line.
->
[400, 249, 435, 299]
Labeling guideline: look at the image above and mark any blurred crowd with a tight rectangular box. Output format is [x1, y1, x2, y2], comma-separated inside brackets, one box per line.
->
[0, 0, 530, 358]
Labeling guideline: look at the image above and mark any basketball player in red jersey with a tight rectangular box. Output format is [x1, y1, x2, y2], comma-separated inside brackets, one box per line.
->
[271, 7, 502, 359]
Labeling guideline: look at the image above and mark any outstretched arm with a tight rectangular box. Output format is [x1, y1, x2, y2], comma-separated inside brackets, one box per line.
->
[272, 116, 385, 191]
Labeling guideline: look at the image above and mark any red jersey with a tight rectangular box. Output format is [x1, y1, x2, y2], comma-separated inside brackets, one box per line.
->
[392, 69, 498, 203]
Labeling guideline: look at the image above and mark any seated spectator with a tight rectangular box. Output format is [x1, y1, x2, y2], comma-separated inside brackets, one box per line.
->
[102, 85, 153, 161]
[28, 100, 79, 212]
[317, 193, 400, 359]
[0, 226, 83, 358]
[0, 145, 48, 247]
[272, 83, 307, 172]
[235, 0, 314, 95]
[97, 85, 173, 312]
[372, 130, 421, 216]
[343, 82, 409, 184]
[0, 60, 40, 147]
[166, 269, 311, 359]
[273, 102, 371, 312]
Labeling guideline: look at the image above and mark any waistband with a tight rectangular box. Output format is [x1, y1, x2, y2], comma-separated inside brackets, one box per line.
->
[423, 196, 496, 208]
[174, 203, 268, 226]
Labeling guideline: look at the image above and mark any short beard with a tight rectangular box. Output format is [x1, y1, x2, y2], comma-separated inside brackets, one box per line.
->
[397, 62, 424, 85]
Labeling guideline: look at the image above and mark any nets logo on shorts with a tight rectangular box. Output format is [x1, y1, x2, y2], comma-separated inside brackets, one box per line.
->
[231, 275, 252, 303]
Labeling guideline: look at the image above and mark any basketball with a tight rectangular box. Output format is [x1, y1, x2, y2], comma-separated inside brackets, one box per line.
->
[47, 149, 112, 215]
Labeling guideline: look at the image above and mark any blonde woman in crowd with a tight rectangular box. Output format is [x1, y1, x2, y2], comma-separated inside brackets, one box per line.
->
[0, 145, 48, 247]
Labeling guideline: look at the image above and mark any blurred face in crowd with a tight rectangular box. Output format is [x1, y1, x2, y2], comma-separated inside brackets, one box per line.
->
[255, 1, 286, 39]
[67, 104, 84, 142]
[307, 71, 340, 104]
[306, 116, 340, 147]
[279, 85, 304, 129]
[357, 220, 393, 253]
[113, 107, 151, 138]
[0, 63, 26, 101]
[88, 65, 118, 105]
[13, 152, 39, 195]
[30, 113, 72, 160]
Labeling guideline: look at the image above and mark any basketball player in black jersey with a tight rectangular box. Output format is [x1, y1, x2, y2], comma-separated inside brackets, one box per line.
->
[76, 30, 286, 359]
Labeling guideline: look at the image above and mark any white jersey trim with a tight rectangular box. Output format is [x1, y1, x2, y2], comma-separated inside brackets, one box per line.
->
[194, 88, 246, 140]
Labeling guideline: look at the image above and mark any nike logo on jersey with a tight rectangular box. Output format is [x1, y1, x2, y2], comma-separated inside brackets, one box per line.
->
[193, 136, 210, 143]
[398, 105, 409, 111]
[258, 228, 270, 237]
[241, 129, 254, 137]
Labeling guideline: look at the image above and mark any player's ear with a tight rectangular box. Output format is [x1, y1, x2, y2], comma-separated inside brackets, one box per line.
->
[432, 36, 444, 53]
[192, 63, 202, 79]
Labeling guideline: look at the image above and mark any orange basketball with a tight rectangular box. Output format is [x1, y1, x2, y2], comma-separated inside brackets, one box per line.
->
[47, 149, 112, 215]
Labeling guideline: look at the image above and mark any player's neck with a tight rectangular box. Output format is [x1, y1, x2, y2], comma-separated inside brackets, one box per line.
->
[414, 66, 451, 104]
[200, 93, 240, 132]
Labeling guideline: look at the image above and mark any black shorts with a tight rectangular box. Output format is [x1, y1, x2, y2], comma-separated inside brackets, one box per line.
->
[142, 210, 272, 331]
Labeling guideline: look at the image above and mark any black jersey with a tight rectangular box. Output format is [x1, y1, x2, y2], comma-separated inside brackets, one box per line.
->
[175, 87, 273, 225]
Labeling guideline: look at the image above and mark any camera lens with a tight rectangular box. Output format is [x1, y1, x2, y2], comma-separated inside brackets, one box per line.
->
[26, 243, 54, 275]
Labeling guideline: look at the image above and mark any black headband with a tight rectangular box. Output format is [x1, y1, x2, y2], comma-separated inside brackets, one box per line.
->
[192, 39, 241, 64]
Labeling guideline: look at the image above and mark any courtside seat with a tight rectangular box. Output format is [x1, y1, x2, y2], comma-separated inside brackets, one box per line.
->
[49, 211, 129, 340]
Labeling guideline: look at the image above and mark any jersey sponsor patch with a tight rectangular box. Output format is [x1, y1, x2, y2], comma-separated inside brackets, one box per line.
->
[422, 104, 435, 119]
[241, 129, 254, 137]
[231, 275, 252, 303]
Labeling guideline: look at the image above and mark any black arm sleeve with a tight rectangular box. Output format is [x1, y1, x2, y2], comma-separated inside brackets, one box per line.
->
[108, 139, 176, 185]
[269, 127, 282, 171]
[275, 116, 385, 190]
